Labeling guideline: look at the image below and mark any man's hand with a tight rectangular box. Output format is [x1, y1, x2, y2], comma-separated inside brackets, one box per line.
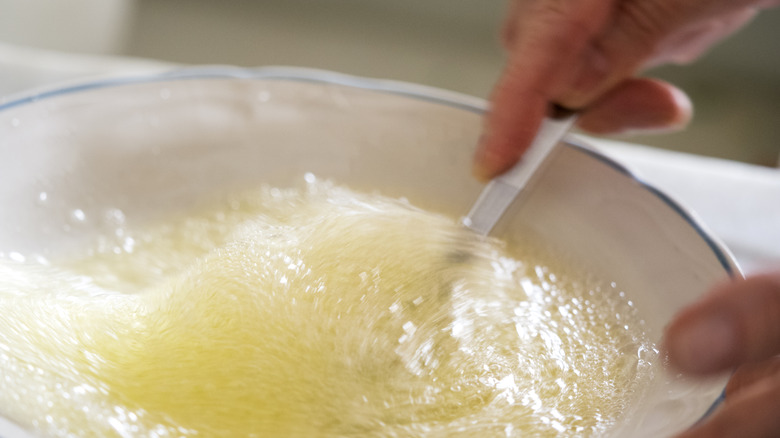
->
[664, 273, 780, 438]
[475, 0, 776, 181]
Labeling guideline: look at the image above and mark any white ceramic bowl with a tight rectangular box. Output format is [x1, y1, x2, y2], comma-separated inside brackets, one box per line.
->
[0, 67, 740, 437]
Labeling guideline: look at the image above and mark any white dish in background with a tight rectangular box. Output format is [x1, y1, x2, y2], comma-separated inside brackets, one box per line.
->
[0, 67, 740, 437]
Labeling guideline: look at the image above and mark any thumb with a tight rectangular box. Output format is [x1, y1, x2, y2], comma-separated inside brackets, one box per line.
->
[663, 272, 780, 375]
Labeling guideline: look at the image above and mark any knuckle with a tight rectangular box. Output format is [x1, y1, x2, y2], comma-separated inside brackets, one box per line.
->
[613, 0, 687, 57]
[532, 0, 602, 38]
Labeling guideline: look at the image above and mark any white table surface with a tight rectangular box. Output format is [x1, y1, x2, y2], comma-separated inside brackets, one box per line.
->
[2, 42, 778, 276]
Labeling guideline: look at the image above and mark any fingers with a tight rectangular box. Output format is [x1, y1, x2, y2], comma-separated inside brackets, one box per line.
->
[473, 89, 547, 182]
[576, 78, 692, 135]
[674, 371, 780, 438]
[664, 271, 780, 437]
[664, 272, 780, 375]
[726, 357, 780, 398]
[567, 1, 754, 105]
[477, 0, 763, 181]
[473, 74, 692, 180]
[475, 0, 615, 181]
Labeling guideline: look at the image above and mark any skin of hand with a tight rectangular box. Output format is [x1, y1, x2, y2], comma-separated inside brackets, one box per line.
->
[663, 272, 780, 438]
[480, 1, 780, 436]
[475, 0, 779, 181]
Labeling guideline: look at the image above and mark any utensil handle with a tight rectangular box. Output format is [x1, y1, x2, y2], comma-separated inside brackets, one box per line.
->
[464, 109, 577, 235]
[498, 111, 576, 190]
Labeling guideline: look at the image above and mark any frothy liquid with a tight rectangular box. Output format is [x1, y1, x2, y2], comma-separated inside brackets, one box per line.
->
[0, 178, 655, 437]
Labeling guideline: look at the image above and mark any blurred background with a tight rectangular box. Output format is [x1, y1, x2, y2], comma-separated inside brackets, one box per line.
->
[1, 0, 778, 165]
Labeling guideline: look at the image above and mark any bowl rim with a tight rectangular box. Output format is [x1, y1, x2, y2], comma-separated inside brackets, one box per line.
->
[0, 65, 741, 280]
[0, 65, 740, 432]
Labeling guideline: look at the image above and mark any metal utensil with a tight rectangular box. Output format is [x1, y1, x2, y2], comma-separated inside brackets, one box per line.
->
[463, 108, 576, 235]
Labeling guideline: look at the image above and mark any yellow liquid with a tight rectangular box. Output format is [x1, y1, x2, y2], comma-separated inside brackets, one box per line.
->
[0, 177, 655, 437]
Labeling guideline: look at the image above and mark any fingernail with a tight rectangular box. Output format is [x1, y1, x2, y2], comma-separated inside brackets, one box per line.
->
[472, 163, 493, 183]
[667, 85, 693, 127]
[669, 313, 737, 374]
[472, 136, 497, 182]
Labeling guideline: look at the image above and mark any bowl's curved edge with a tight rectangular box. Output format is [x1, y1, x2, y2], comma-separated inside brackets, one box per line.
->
[564, 136, 743, 280]
[0, 65, 489, 114]
[0, 65, 741, 433]
[0, 65, 745, 282]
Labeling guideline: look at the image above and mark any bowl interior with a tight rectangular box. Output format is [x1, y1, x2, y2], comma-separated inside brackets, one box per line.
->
[0, 69, 737, 437]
